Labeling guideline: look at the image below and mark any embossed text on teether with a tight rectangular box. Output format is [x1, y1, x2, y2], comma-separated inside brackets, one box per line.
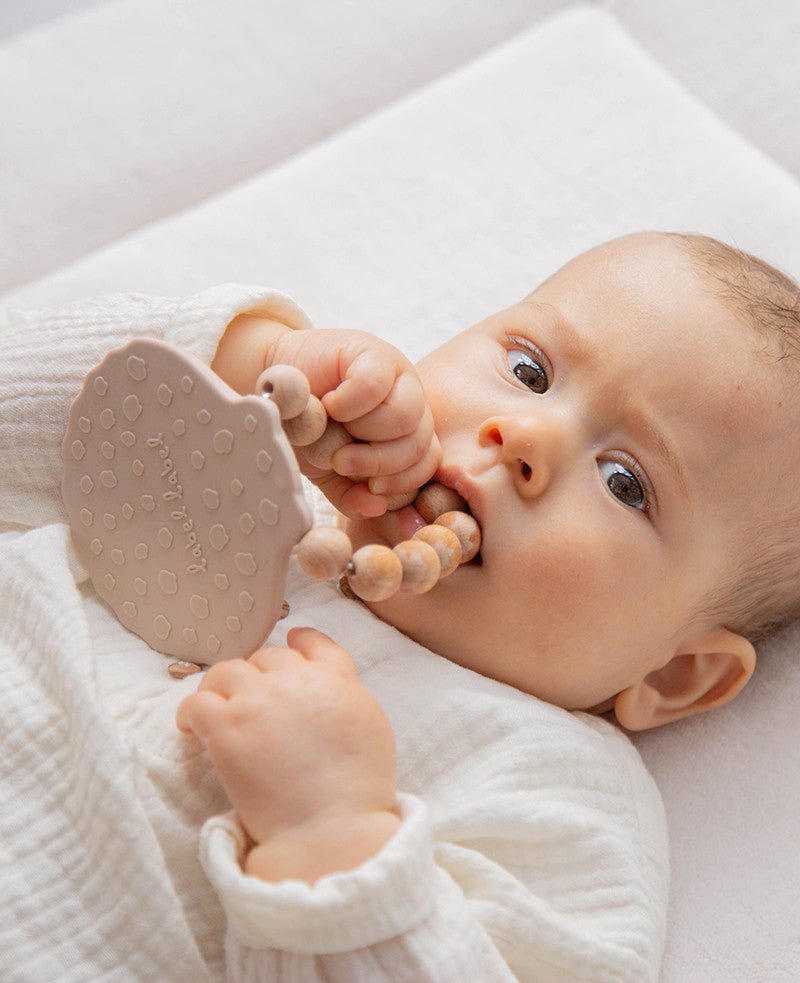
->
[147, 433, 207, 574]
[146, 433, 185, 500]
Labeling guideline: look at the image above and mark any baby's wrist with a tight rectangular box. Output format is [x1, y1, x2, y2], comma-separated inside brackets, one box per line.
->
[212, 312, 296, 394]
[244, 808, 402, 884]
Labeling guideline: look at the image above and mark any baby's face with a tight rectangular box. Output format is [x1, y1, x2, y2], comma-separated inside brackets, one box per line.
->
[347, 233, 791, 711]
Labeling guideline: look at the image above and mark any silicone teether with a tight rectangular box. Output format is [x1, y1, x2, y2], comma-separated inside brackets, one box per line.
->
[62, 338, 312, 664]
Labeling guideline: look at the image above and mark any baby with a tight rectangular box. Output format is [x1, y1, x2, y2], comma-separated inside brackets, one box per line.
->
[171, 231, 800, 975]
[3, 230, 798, 982]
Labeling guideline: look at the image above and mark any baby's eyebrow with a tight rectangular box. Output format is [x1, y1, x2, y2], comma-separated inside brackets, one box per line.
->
[638, 415, 691, 504]
[521, 299, 691, 502]
[521, 300, 597, 367]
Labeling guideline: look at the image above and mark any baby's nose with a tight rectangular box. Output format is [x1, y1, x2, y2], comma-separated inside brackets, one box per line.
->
[478, 416, 560, 499]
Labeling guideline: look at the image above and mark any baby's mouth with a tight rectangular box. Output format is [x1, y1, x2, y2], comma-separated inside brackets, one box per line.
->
[415, 480, 483, 567]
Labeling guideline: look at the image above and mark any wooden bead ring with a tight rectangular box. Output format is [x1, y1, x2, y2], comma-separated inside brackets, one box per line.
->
[256, 364, 481, 602]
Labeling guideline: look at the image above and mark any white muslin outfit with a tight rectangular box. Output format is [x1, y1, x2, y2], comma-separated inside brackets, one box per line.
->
[0, 287, 669, 983]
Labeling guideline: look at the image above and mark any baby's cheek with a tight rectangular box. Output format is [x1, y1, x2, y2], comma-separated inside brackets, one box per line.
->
[518, 520, 645, 639]
[530, 519, 608, 593]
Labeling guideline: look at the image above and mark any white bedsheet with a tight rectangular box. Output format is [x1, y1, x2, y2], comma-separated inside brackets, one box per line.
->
[3, 6, 799, 980]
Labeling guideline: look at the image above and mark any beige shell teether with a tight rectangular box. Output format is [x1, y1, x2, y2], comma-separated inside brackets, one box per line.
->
[63, 341, 480, 667]
[62, 338, 312, 664]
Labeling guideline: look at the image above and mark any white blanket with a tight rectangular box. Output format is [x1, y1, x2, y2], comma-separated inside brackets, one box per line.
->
[3, 6, 800, 980]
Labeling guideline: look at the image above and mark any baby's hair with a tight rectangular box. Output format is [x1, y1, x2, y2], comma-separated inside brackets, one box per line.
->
[665, 231, 800, 365]
[664, 231, 800, 641]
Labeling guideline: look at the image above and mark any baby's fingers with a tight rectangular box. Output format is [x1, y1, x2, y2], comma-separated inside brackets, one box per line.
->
[310, 470, 389, 519]
[337, 370, 426, 443]
[287, 626, 359, 676]
[332, 406, 435, 480]
[248, 643, 309, 672]
[369, 432, 441, 497]
[176, 689, 228, 738]
[198, 658, 255, 698]
[322, 348, 397, 423]
[176, 658, 258, 735]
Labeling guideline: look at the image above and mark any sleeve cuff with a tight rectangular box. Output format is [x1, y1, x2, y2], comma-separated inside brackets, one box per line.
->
[199, 793, 437, 953]
[165, 284, 314, 367]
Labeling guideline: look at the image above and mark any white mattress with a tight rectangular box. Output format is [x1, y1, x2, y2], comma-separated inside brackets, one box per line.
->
[3, 5, 799, 980]
[0, 0, 568, 293]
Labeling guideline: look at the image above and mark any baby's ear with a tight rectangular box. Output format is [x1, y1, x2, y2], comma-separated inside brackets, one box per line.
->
[613, 627, 756, 731]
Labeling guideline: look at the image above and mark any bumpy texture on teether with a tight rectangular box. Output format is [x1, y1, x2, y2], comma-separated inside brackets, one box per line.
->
[62, 338, 312, 664]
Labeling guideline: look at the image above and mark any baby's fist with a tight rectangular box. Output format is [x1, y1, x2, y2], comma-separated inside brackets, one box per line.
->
[176, 627, 399, 874]
[272, 329, 441, 517]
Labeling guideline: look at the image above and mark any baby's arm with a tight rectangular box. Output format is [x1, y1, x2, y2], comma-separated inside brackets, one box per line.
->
[211, 313, 440, 518]
[177, 630, 666, 982]
[176, 631, 521, 981]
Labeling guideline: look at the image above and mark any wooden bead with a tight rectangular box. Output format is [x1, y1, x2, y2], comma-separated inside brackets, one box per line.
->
[256, 364, 310, 420]
[347, 545, 403, 602]
[415, 482, 468, 523]
[434, 511, 481, 563]
[393, 540, 441, 594]
[413, 524, 462, 577]
[302, 419, 351, 470]
[296, 526, 353, 580]
[283, 394, 328, 446]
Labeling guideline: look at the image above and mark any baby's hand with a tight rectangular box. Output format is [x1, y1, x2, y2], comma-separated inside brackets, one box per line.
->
[176, 627, 400, 882]
[272, 328, 441, 518]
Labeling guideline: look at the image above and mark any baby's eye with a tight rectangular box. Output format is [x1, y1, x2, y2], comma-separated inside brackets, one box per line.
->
[598, 460, 646, 511]
[507, 348, 549, 394]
